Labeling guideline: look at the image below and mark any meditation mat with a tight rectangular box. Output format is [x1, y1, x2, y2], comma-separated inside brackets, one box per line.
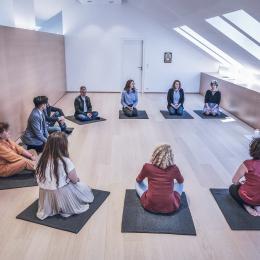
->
[65, 116, 106, 125]
[0, 170, 37, 190]
[121, 189, 196, 235]
[119, 110, 149, 119]
[160, 110, 194, 119]
[210, 189, 260, 230]
[193, 110, 228, 119]
[16, 189, 110, 233]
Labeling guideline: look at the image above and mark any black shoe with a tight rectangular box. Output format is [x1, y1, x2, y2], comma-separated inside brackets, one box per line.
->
[65, 128, 73, 135]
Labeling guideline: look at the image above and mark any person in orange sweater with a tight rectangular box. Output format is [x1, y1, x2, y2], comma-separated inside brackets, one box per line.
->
[0, 122, 37, 177]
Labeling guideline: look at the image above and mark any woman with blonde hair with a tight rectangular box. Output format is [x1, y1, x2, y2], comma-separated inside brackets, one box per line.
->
[135, 144, 184, 214]
[36, 131, 94, 220]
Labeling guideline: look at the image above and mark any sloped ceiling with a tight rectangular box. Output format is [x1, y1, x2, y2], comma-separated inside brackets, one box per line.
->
[127, 0, 260, 73]
[2, 0, 259, 73]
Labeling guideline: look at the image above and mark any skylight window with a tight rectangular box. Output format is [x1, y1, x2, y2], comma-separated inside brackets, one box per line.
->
[179, 25, 242, 68]
[223, 10, 260, 44]
[206, 16, 260, 60]
[174, 27, 230, 66]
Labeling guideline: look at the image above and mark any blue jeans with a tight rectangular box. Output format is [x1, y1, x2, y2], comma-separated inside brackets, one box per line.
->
[47, 125, 61, 133]
[135, 180, 184, 197]
[75, 111, 99, 121]
[167, 105, 184, 116]
[48, 112, 67, 132]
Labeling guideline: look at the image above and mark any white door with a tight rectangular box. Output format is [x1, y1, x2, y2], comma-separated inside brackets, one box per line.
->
[122, 40, 143, 92]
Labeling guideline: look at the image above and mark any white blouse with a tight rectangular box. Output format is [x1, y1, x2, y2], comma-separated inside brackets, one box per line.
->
[37, 157, 75, 190]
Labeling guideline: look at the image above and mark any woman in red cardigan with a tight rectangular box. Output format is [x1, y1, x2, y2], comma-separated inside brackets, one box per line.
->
[135, 144, 184, 214]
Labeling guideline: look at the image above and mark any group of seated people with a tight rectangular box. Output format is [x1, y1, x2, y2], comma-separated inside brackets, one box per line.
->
[1, 116, 259, 218]
[0, 78, 259, 221]
[121, 79, 221, 117]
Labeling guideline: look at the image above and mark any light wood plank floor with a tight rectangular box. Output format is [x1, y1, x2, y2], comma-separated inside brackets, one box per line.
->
[0, 93, 259, 260]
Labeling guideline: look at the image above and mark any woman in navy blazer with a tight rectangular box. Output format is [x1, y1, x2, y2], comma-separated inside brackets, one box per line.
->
[167, 80, 184, 116]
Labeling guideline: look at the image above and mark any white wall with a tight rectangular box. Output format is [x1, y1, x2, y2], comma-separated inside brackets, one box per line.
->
[0, 0, 14, 27]
[63, 4, 219, 93]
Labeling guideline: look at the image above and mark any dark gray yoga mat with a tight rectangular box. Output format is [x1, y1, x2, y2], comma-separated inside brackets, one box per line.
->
[121, 189, 196, 235]
[0, 170, 37, 190]
[65, 116, 106, 125]
[193, 110, 228, 119]
[119, 110, 149, 119]
[210, 189, 260, 230]
[16, 189, 110, 233]
[160, 110, 194, 119]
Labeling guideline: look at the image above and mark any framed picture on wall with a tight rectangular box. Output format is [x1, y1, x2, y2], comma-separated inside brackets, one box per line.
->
[164, 52, 172, 63]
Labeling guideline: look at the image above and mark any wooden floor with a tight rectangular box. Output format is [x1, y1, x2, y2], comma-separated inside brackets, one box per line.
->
[0, 93, 259, 260]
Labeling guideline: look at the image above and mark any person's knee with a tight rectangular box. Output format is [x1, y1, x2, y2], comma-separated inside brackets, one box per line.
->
[168, 108, 176, 115]
[177, 109, 183, 115]
[229, 184, 236, 195]
[76, 114, 85, 121]
[93, 111, 98, 116]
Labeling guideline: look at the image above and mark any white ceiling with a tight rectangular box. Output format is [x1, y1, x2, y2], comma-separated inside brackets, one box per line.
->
[126, 0, 260, 73]
[2, 0, 260, 72]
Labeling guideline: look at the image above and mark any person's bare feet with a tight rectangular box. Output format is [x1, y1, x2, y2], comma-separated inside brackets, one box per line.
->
[244, 204, 258, 216]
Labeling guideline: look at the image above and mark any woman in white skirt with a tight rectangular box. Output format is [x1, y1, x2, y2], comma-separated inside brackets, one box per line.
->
[36, 132, 94, 220]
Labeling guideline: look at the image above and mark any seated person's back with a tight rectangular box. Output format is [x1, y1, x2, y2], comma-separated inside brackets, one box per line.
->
[136, 144, 184, 214]
[36, 132, 94, 220]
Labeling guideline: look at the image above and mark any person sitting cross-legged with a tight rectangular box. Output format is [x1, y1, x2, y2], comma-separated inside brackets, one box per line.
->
[135, 144, 184, 214]
[229, 138, 260, 216]
[74, 86, 99, 121]
[36, 132, 94, 220]
[0, 122, 37, 177]
[44, 98, 72, 135]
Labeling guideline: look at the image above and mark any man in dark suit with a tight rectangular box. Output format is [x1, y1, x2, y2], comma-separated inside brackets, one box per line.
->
[44, 98, 72, 135]
[74, 86, 99, 121]
[21, 96, 49, 153]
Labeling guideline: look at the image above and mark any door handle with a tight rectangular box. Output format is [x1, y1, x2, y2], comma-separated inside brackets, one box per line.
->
[138, 66, 143, 70]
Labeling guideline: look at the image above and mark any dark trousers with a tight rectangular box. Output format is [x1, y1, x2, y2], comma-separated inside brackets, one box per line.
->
[75, 111, 99, 121]
[27, 143, 45, 154]
[123, 107, 138, 117]
[229, 184, 247, 206]
[167, 105, 184, 116]
[48, 111, 67, 131]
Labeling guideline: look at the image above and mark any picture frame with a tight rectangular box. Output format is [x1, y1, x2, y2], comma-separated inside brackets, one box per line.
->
[164, 52, 172, 63]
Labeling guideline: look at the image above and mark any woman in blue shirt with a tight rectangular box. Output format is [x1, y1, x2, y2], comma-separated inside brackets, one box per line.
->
[121, 79, 138, 117]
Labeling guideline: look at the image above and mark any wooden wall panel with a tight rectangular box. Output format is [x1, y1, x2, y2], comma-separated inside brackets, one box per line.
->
[0, 26, 66, 139]
[200, 73, 260, 129]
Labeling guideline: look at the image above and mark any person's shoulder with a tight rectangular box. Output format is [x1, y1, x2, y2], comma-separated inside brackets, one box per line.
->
[31, 108, 40, 118]
[143, 163, 152, 170]
[168, 164, 180, 173]
[62, 156, 72, 163]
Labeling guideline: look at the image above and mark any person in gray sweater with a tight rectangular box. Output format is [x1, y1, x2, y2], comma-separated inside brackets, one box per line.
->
[21, 96, 49, 153]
